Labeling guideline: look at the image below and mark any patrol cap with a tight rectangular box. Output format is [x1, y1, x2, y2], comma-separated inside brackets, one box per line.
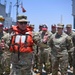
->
[0, 22, 3, 27]
[30, 24, 34, 28]
[57, 23, 64, 28]
[42, 24, 48, 30]
[17, 15, 30, 23]
[57, 24, 63, 28]
[66, 24, 72, 28]
[51, 24, 56, 28]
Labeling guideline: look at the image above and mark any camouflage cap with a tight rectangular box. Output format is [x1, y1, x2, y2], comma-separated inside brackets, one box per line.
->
[57, 23, 64, 28]
[30, 24, 34, 28]
[66, 24, 72, 28]
[57, 24, 63, 28]
[51, 24, 56, 28]
[17, 15, 30, 23]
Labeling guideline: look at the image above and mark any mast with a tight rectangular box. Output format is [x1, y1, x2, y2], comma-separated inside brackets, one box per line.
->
[16, 0, 19, 21]
[9, 2, 12, 17]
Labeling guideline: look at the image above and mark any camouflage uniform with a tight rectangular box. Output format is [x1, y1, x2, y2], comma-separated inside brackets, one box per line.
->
[9, 15, 34, 75]
[9, 15, 43, 75]
[72, 34, 75, 75]
[65, 24, 75, 68]
[37, 25, 52, 75]
[0, 31, 11, 75]
[48, 25, 73, 75]
[32, 41, 39, 71]
[29, 25, 39, 71]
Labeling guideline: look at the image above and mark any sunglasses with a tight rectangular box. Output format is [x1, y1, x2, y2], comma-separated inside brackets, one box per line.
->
[57, 27, 63, 29]
[19, 22, 27, 25]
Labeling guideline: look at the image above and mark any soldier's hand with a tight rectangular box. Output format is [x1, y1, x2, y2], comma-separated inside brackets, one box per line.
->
[42, 35, 48, 43]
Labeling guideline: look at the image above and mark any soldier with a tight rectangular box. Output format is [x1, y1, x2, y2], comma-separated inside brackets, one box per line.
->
[37, 24, 52, 75]
[0, 22, 11, 75]
[48, 24, 73, 75]
[57, 23, 64, 29]
[39, 25, 42, 32]
[65, 24, 75, 71]
[29, 24, 34, 31]
[9, 15, 43, 75]
[29, 24, 39, 72]
[51, 24, 56, 34]
[72, 34, 75, 75]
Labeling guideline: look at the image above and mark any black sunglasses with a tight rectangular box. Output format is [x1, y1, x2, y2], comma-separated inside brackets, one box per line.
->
[19, 22, 27, 25]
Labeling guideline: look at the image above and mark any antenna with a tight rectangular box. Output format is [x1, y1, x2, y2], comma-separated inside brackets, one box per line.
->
[16, 0, 19, 21]
[14, 0, 21, 21]
[61, 15, 63, 24]
[9, 2, 12, 17]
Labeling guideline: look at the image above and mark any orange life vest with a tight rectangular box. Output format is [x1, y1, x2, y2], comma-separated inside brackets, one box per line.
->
[9, 26, 34, 53]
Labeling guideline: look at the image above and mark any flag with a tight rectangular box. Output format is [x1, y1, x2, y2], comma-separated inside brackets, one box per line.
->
[21, 5, 26, 12]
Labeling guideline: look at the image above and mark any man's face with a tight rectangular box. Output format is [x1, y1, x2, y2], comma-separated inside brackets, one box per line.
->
[18, 22, 27, 30]
[57, 27, 63, 32]
[66, 27, 71, 32]
[52, 27, 56, 31]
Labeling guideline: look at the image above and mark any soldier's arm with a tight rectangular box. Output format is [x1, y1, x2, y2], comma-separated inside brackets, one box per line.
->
[32, 32, 48, 48]
[47, 31, 52, 43]
[66, 36, 73, 53]
[48, 34, 53, 48]
[2, 33, 10, 50]
[72, 34, 75, 47]
[32, 32, 40, 44]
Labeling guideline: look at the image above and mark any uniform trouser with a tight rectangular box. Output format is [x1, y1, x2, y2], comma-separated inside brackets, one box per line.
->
[0, 51, 11, 75]
[0, 54, 4, 75]
[73, 68, 75, 75]
[38, 48, 51, 74]
[33, 53, 38, 69]
[2, 51, 11, 75]
[51, 54, 68, 75]
[9, 52, 33, 75]
[73, 48, 75, 75]
[68, 52, 73, 67]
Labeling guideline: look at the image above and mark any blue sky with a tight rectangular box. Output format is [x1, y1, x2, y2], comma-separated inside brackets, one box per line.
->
[1, 0, 73, 31]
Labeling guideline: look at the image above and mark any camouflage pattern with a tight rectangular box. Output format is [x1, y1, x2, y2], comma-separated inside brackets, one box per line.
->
[72, 34, 75, 75]
[32, 43, 39, 71]
[0, 31, 11, 75]
[10, 52, 33, 75]
[34, 31, 52, 74]
[65, 30, 75, 68]
[9, 15, 34, 75]
[73, 47, 75, 75]
[32, 31, 41, 71]
[48, 32, 73, 75]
